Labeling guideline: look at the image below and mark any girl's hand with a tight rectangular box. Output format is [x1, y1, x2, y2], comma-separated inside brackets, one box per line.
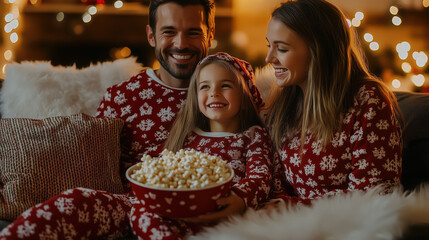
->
[179, 192, 245, 224]
[260, 198, 285, 211]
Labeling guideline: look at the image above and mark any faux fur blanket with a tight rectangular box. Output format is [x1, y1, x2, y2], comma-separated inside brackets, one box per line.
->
[192, 186, 429, 240]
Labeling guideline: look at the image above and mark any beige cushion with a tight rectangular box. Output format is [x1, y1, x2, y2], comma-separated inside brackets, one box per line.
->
[0, 113, 125, 220]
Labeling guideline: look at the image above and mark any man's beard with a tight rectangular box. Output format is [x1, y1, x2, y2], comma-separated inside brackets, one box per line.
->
[155, 48, 201, 80]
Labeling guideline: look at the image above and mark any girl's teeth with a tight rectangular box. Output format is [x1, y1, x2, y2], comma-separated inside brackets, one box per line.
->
[209, 104, 224, 108]
[275, 68, 286, 73]
[173, 54, 191, 60]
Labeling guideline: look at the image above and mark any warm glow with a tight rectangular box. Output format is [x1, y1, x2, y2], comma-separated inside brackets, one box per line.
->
[73, 25, 84, 35]
[120, 47, 131, 58]
[411, 74, 425, 87]
[114, 1, 124, 9]
[8, 0, 16, 3]
[392, 16, 402, 26]
[424, 0, 429, 8]
[396, 42, 411, 53]
[401, 62, 412, 73]
[4, 50, 13, 61]
[355, 12, 364, 21]
[389, 6, 399, 15]
[210, 39, 218, 49]
[351, 18, 361, 27]
[88, 6, 98, 15]
[56, 12, 64, 22]
[369, 42, 379, 51]
[82, 13, 92, 23]
[413, 51, 428, 67]
[398, 52, 408, 60]
[10, 33, 18, 43]
[5, 13, 14, 23]
[363, 33, 373, 42]
[231, 31, 249, 48]
[392, 79, 401, 89]
[152, 60, 160, 69]
[2, 64, 7, 75]
[29, 0, 38, 5]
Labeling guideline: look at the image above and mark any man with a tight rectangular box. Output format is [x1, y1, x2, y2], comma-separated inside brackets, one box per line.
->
[0, 1, 216, 239]
[96, 0, 215, 182]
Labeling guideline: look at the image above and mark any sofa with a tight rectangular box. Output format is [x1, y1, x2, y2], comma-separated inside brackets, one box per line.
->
[0, 59, 428, 239]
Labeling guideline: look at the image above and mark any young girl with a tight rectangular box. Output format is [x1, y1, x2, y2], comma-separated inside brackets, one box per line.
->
[129, 52, 274, 239]
[264, 0, 402, 206]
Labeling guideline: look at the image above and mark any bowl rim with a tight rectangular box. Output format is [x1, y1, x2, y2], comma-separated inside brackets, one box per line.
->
[126, 162, 235, 192]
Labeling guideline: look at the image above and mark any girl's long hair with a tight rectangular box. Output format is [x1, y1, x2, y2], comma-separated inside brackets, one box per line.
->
[164, 59, 263, 152]
[265, 0, 400, 150]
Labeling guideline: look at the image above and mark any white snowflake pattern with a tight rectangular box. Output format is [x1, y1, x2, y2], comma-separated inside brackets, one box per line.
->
[17, 221, 36, 238]
[368, 168, 381, 176]
[341, 147, 352, 160]
[350, 127, 363, 143]
[356, 159, 369, 170]
[157, 98, 163, 104]
[54, 197, 75, 215]
[229, 159, 245, 173]
[198, 139, 211, 147]
[162, 88, 174, 96]
[364, 107, 376, 120]
[114, 91, 127, 105]
[305, 178, 318, 187]
[353, 148, 367, 158]
[176, 99, 186, 109]
[140, 102, 153, 116]
[139, 89, 155, 100]
[304, 160, 315, 176]
[137, 119, 155, 131]
[154, 126, 169, 141]
[231, 138, 244, 147]
[373, 147, 386, 159]
[103, 91, 111, 102]
[103, 106, 117, 118]
[126, 113, 138, 123]
[157, 107, 174, 122]
[320, 155, 338, 171]
[250, 165, 268, 174]
[329, 173, 347, 185]
[382, 154, 401, 173]
[289, 153, 301, 167]
[138, 213, 152, 233]
[168, 97, 174, 102]
[228, 149, 241, 159]
[36, 205, 52, 220]
[120, 105, 132, 117]
[150, 225, 172, 240]
[126, 81, 141, 91]
[331, 131, 347, 147]
[376, 120, 389, 130]
[288, 137, 300, 150]
[312, 140, 323, 155]
[367, 131, 379, 143]
[389, 132, 400, 147]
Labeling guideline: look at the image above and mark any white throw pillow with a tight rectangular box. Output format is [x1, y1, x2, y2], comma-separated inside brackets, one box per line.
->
[0, 57, 143, 119]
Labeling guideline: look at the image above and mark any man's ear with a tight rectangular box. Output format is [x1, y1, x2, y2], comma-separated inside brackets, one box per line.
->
[207, 28, 215, 48]
[146, 25, 156, 47]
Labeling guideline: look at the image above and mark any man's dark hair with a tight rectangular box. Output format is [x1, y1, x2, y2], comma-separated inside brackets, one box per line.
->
[148, 0, 215, 34]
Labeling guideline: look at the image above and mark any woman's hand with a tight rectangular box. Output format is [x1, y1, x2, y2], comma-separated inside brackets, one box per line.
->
[179, 192, 245, 224]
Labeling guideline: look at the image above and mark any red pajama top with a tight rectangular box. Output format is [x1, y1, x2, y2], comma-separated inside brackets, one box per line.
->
[96, 69, 188, 184]
[272, 83, 402, 204]
[184, 126, 274, 208]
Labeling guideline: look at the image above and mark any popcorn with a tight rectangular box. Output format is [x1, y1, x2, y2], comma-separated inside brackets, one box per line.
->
[130, 149, 231, 189]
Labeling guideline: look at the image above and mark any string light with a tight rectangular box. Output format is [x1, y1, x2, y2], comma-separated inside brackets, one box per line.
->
[389, 6, 399, 15]
[392, 79, 401, 89]
[411, 74, 425, 87]
[392, 16, 402, 26]
[114, 1, 124, 9]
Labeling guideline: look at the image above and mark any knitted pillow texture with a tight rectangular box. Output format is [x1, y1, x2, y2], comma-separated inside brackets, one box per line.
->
[0, 113, 125, 220]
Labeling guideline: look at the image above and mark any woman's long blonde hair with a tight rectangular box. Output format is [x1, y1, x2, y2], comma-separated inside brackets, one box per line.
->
[265, 0, 400, 150]
[164, 59, 263, 152]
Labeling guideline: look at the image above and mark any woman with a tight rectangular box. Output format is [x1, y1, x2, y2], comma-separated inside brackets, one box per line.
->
[264, 0, 402, 205]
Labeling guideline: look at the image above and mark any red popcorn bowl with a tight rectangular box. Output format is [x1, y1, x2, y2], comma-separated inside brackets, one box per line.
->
[126, 163, 234, 218]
